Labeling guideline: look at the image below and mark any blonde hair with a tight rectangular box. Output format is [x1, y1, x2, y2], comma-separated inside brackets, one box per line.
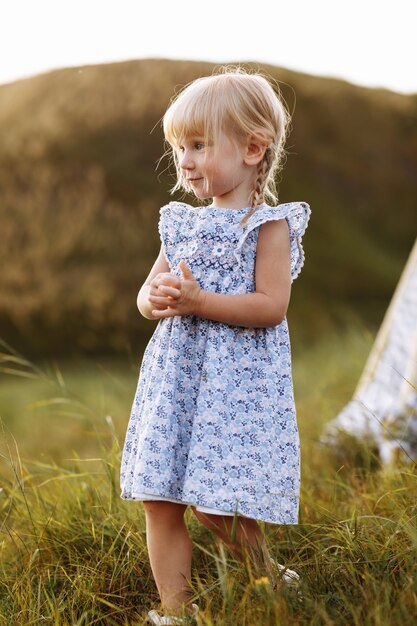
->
[162, 65, 291, 226]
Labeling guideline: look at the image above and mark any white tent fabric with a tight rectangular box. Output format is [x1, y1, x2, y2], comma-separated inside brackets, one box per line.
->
[322, 238, 417, 465]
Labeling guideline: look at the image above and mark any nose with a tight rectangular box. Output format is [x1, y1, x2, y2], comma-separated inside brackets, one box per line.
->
[178, 148, 194, 171]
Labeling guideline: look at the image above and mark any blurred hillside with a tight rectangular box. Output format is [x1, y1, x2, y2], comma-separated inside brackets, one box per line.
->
[0, 58, 416, 359]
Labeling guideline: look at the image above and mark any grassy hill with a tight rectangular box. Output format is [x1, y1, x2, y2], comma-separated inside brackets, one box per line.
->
[0, 58, 416, 358]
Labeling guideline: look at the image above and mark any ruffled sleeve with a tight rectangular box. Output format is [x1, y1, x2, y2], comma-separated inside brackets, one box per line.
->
[233, 201, 311, 282]
[158, 201, 190, 272]
[158, 201, 188, 234]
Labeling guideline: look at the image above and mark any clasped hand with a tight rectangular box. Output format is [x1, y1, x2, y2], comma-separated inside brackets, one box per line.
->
[149, 260, 204, 319]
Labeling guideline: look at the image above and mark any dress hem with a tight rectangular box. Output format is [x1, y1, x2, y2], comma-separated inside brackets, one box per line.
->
[120, 489, 299, 526]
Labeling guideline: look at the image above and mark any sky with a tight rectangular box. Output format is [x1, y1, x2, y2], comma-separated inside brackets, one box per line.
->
[1, 0, 416, 95]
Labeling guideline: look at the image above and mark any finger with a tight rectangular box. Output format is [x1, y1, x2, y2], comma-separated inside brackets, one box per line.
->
[162, 274, 182, 288]
[149, 291, 176, 306]
[152, 307, 178, 318]
[159, 285, 180, 298]
[179, 260, 195, 280]
[149, 294, 176, 305]
[150, 286, 167, 297]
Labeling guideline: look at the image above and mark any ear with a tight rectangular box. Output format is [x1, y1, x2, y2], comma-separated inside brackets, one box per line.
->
[243, 136, 268, 166]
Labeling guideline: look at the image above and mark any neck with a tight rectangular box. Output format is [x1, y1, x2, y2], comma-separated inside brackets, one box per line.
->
[209, 193, 257, 211]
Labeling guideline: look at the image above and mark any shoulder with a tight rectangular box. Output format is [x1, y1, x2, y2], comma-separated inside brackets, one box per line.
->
[243, 202, 311, 243]
[234, 201, 311, 282]
[258, 217, 290, 238]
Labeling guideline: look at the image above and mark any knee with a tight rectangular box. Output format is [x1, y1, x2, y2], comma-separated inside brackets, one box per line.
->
[191, 508, 258, 544]
[190, 506, 215, 526]
[190, 507, 233, 538]
[142, 500, 187, 523]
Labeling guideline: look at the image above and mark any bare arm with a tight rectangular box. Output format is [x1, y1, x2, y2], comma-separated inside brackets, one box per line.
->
[196, 219, 292, 327]
[196, 293, 281, 328]
[137, 285, 158, 320]
[137, 244, 172, 320]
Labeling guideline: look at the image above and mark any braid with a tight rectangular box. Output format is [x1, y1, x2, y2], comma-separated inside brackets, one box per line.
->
[240, 144, 276, 227]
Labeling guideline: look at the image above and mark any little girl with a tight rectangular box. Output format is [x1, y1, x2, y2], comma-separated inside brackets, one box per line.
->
[120, 66, 311, 625]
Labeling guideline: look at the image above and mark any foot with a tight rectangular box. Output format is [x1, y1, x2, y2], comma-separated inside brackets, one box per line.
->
[274, 562, 300, 588]
[147, 602, 199, 625]
[268, 558, 301, 594]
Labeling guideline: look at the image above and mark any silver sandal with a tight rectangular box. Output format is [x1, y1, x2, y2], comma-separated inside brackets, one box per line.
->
[268, 557, 302, 600]
[273, 561, 300, 589]
[147, 603, 199, 625]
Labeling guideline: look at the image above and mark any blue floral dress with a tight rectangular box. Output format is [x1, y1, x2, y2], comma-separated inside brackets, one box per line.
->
[120, 200, 311, 524]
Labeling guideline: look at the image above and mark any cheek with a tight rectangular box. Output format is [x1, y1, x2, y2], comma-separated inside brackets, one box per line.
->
[206, 165, 224, 183]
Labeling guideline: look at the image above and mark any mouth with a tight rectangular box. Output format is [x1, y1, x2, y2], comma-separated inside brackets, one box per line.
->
[186, 177, 203, 182]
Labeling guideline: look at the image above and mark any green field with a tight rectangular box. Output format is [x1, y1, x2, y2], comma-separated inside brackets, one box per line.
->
[1, 325, 416, 625]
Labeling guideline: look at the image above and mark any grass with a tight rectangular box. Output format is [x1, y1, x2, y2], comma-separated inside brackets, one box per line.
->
[0, 327, 416, 625]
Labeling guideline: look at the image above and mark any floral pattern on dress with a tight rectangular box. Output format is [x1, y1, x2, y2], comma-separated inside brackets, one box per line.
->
[120, 200, 311, 524]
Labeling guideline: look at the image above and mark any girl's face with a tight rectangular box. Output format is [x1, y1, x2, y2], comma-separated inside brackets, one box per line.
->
[176, 131, 257, 208]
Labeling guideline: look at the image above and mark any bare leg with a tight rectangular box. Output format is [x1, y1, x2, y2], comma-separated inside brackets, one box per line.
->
[143, 501, 195, 615]
[191, 507, 275, 580]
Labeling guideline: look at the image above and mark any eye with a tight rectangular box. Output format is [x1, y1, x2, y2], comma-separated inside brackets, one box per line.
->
[195, 142, 205, 150]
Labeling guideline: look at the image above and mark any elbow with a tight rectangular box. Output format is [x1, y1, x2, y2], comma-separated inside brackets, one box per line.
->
[138, 301, 156, 320]
[272, 293, 290, 326]
[260, 310, 284, 328]
[136, 294, 146, 316]
[267, 304, 288, 327]
[263, 297, 288, 327]
[137, 286, 156, 320]
[256, 291, 289, 327]
[266, 313, 285, 327]
[139, 306, 156, 321]
[276, 313, 286, 326]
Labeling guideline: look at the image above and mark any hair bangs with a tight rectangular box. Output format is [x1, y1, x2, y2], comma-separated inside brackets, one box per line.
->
[164, 86, 215, 147]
